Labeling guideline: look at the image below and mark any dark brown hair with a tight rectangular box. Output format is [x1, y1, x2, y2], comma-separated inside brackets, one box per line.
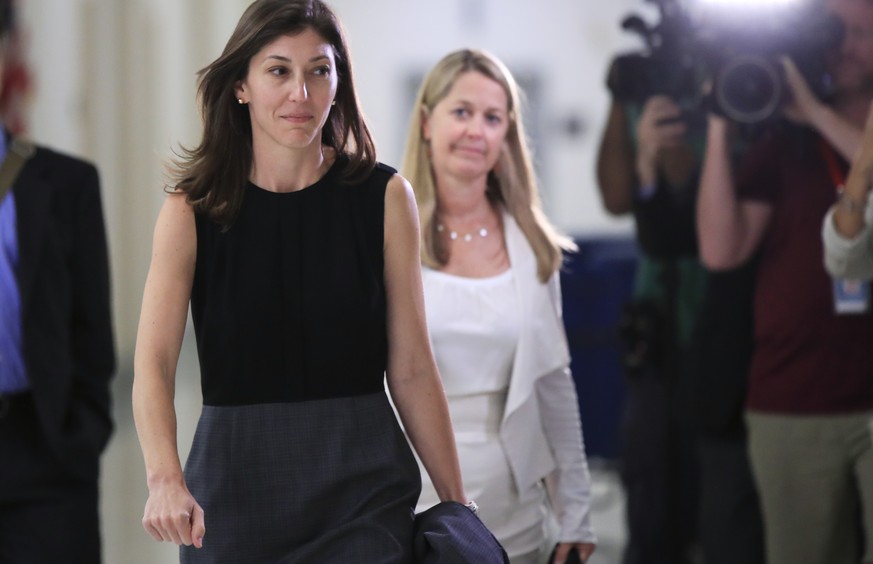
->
[171, 0, 376, 228]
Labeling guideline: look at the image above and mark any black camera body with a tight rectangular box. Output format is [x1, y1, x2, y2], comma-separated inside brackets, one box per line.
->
[607, 1, 698, 105]
[607, 0, 844, 126]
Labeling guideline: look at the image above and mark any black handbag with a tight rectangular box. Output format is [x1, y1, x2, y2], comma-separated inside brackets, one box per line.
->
[548, 544, 585, 564]
[412, 501, 509, 564]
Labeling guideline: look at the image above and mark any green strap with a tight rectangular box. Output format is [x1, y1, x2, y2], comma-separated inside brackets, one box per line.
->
[0, 137, 35, 202]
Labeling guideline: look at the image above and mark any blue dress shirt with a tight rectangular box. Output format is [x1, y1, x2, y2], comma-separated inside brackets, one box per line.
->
[0, 134, 28, 394]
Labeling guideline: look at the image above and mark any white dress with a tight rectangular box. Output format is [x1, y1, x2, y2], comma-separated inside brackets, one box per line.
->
[417, 267, 554, 563]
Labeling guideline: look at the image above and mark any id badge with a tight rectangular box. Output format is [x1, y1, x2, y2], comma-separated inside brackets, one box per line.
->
[833, 277, 870, 314]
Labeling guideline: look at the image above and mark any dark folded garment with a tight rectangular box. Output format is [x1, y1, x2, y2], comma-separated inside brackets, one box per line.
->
[412, 502, 509, 564]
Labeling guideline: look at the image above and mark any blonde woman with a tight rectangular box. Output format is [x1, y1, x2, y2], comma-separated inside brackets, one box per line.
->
[402, 48, 597, 564]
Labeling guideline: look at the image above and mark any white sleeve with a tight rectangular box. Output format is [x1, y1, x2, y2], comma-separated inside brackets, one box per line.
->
[535, 366, 597, 544]
[822, 203, 873, 280]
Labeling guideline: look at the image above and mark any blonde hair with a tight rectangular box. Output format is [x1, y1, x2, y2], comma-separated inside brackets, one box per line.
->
[401, 48, 575, 282]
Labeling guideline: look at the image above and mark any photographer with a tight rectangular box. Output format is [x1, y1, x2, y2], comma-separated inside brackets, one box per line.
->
[696, 0, 873, 562]
[598, 2, 771, 561]
[597, 89, 765, 564]
[597, 93, 705, 564]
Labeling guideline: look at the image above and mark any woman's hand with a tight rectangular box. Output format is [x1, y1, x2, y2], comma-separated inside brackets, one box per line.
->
[832, 100, 873, 239]
[142, 478, 206, 548]
[552, 541, 596, 563]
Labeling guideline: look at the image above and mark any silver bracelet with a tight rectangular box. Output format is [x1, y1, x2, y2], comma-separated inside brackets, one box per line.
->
[837, 189, 865, 214]
[464, 500, 479, 515]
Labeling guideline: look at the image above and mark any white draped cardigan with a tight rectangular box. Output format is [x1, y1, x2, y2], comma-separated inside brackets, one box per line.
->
[497, 214, 595, 543]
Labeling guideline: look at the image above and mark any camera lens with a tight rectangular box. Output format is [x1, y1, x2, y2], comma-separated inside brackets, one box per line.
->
[714, 55, 784, 124]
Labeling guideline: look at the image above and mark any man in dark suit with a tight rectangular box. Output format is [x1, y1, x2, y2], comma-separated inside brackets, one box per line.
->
[0, 1, 115, 562]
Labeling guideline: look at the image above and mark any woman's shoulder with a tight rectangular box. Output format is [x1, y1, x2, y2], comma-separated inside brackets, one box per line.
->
[151, 191, 196, 260]
[364, 161, 400, 196]
[161, 190, 195, 220]
[332, 156, 399, 199]
[331, 151, 395, 183]
[374, 161, 398, 176]
[384, 172, 415, 216]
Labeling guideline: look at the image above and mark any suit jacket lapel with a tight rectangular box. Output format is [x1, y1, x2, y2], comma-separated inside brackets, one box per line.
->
[14, 156, 51, 311]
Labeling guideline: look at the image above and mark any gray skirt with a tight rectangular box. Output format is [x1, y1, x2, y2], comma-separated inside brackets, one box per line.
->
[180, 391, 421, 563]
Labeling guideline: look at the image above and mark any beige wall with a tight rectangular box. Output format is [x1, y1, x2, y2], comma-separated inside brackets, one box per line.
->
[16, 0, 642, 561]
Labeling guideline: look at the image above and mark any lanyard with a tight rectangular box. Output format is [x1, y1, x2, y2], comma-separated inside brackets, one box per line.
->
[819, 138, 847, 192]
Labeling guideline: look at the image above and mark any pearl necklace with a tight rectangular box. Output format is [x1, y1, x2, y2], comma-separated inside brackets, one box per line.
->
[436, 223, 489, 242]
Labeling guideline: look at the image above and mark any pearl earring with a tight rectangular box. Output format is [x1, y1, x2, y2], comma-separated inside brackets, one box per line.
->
[238, 98, 246, 105]
[331, 100, 336, 106]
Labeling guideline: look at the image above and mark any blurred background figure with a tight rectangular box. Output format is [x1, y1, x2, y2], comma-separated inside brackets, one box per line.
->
[823, 100, 873, 279]
[0, 0, 115, 561]
[596, 90, 706, 564]
[595, 0, 765, 562]
[697, 0, 873, 561]
[402, 48, 597, 564]
[0, 0, 28, 134]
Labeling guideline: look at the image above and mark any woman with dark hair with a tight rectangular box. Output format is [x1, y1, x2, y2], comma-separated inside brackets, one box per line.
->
[132, 1, 469, 562]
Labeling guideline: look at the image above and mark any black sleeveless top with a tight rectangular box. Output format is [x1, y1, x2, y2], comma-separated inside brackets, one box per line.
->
[190, 159, 394, 406]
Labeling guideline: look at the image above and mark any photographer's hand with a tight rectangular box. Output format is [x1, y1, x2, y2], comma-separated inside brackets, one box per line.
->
[852, 101, 873, 175]
[781, 56, 864, 162]
[781, 57, 826, 126]
[636, 96, 688, 188]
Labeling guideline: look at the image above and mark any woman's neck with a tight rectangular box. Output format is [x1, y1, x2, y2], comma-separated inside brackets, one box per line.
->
[250, 143, 332, 193]
[433, 175, 509, 278]
[436, 176, 495, 226]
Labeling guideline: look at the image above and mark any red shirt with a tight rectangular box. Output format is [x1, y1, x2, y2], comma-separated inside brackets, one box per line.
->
[736, 129, 873, 414]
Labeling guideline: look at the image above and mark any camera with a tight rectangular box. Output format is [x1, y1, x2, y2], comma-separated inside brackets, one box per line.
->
[606, 0, 845, 126]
